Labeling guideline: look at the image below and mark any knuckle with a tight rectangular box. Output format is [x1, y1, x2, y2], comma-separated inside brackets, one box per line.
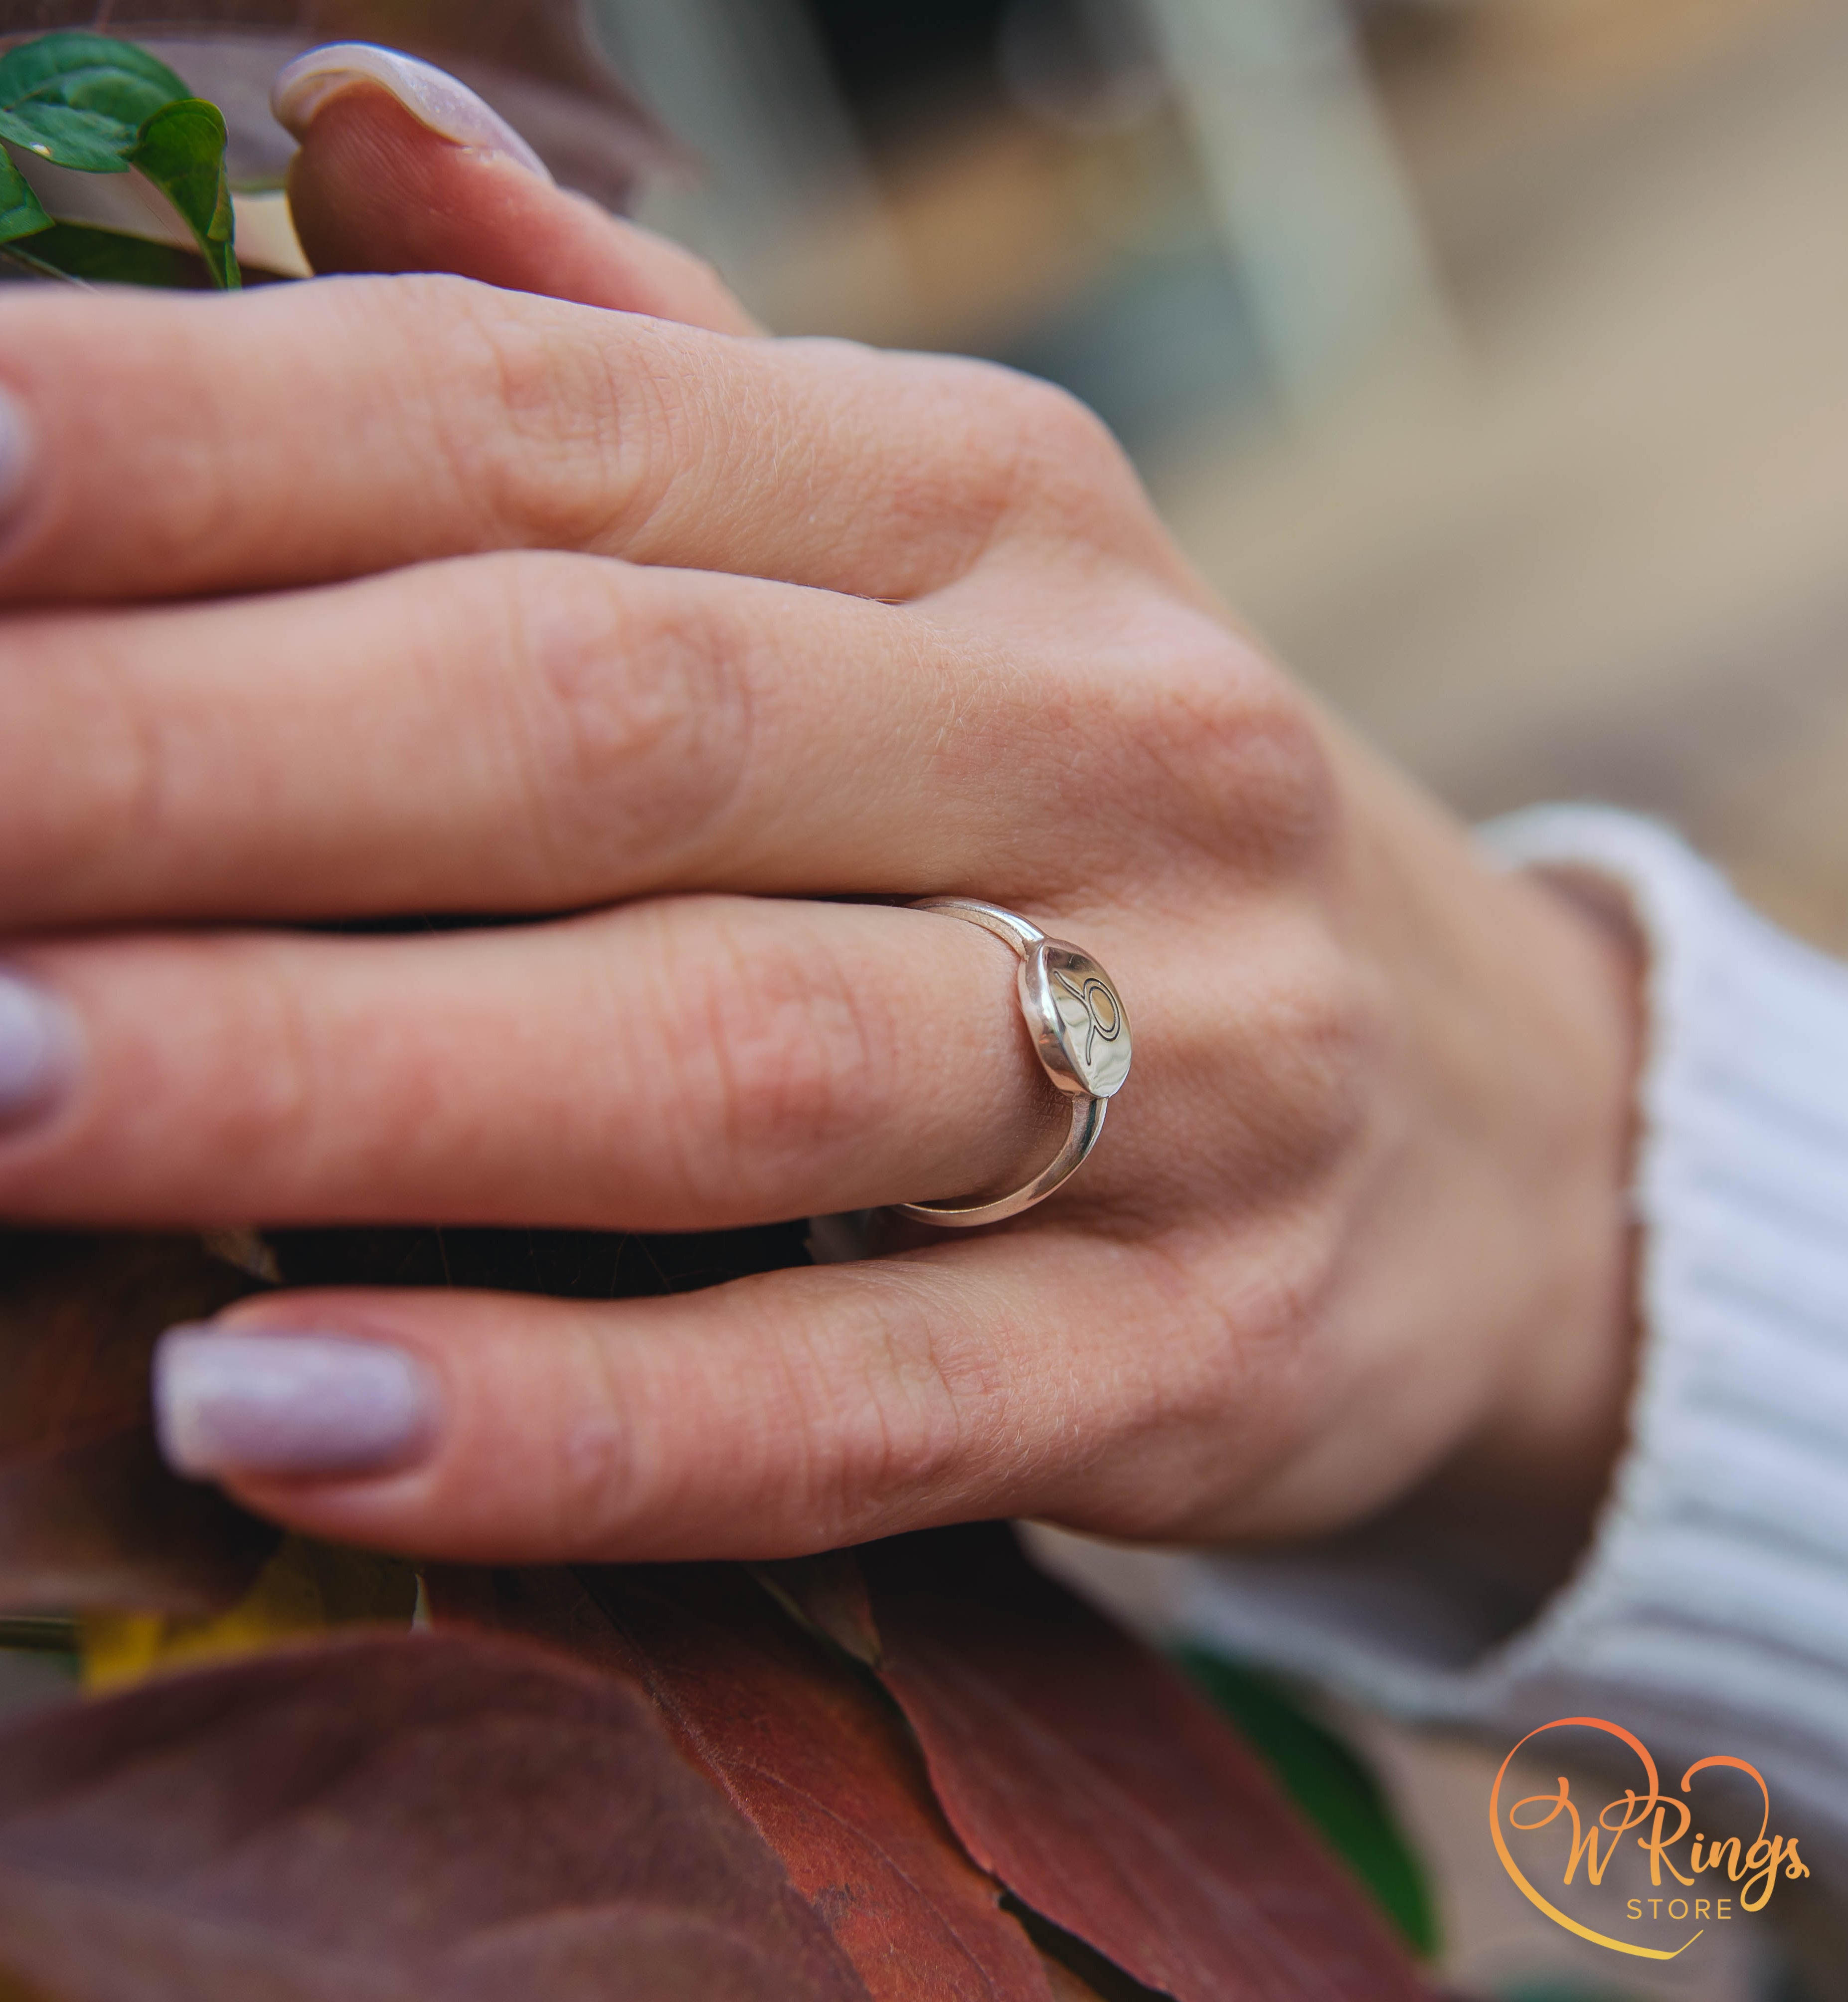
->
[225, 956, 321, 1170]
[1118, 613, 1339, 876]
[802, 1280, 971, 1533]
[1165, 1226, 1346, 1491]
[323, 278, 515, 543]
[1225, 917, 1379, 1193]
[811, 347, 1141, 565]
[648, 907, 895, 1204]
[552, 1278, 974, 1552]
[1282, 931, 1379, 1128]
[1000, 368, 1124, 472]
[975, 365, 1142, 534]
[1198, 686, 1338, 868]
[67, 302, 252, 572]
[544, 1340, 648, 1543]
[0, 620, 146, 909]
[488, 553, 752, 891]
[150, 941, 321, 1186]
[0, 611, 311, 921]
[409, 280, 679, 548]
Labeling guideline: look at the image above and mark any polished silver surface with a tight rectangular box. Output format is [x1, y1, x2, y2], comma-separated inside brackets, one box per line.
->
[1028, 942, 1133, 1099]
[893, 898, 1130, 1227]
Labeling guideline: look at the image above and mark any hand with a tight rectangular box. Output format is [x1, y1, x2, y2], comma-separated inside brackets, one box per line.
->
[0, 61, 1640, 1581]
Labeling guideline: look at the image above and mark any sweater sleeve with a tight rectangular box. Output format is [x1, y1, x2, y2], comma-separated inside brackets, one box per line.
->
[1177, 807, 1848, 1860]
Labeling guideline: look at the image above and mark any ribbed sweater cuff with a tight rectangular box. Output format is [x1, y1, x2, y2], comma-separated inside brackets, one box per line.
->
[1179, 808, 1848, 1852]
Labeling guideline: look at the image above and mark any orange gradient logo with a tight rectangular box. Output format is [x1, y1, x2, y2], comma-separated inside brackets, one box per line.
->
[1491, 1717, 1810, 1960]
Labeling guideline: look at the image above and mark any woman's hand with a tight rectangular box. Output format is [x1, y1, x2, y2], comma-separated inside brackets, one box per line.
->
[0, 63, 1640, 1580]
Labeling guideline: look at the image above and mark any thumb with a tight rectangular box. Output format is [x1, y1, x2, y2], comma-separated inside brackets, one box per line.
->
[272, 44, 759, 335]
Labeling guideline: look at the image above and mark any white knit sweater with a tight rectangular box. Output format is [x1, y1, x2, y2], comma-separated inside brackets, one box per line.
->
[1180, 808, 1848, 1872]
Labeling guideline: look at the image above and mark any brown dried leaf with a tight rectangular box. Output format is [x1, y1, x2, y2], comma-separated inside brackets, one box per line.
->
[0, 1232, 276, 1617]
[751, 1549, 882, 1666]
[1034, 1958, 1113, 2002]
[859, 1525, 1431, 2002]
[430, 1563, 1058, 2002]
[0, 1971, 63, 2002]
[0, 1630, 870, 2002]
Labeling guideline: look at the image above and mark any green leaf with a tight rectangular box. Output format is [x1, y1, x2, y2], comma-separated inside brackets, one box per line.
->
[0, 34, 189, 177]
[0, 221, 204, 289]
[0, 241, 79, 285]
[0, 32, 187, 129]
[0, 151, 49, 245]
[0, 36, 239, 290]
[0, 103, 136, 173]
[1173, 1646, 1441, 1960]
[130, 99, 237, 291]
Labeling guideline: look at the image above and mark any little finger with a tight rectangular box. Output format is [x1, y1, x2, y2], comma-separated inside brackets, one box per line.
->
[151, 1230, 1241, 1562]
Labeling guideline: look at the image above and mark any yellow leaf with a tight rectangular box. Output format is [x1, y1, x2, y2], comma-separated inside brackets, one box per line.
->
[81, 1536, 417, 1690]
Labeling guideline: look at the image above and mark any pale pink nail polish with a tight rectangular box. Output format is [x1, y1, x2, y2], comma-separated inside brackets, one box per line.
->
[155, 1327, 441, 1483]
[271, 44, 553, 184]
[0, 389, 33, 528]
[0, 965, 76, 1135]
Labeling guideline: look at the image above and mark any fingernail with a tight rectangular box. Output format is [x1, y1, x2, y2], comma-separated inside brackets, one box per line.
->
[271, 43, 553, 184]
[0, 966, 76, 1134]
[0, 389, 32, 525]
[155, 1327, 441, 1483]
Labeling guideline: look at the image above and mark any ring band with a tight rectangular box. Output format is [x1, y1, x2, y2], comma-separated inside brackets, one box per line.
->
[892, 898, 1131, 1227]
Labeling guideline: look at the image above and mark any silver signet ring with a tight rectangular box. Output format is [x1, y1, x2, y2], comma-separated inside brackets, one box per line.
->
[892, 898, 1130, 1227]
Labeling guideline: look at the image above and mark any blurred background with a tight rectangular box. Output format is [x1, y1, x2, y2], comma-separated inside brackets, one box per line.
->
[595, 0, 1848, 961]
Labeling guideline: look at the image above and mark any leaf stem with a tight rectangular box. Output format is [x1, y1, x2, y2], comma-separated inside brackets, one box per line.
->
[0, 1617, 81, 1653]
[0, 238, 88, 285]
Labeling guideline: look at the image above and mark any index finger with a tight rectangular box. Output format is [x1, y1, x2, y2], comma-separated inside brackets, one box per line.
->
[0, 279, 1127, 604]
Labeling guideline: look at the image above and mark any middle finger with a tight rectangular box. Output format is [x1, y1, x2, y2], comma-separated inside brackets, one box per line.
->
[0, 551, 1129, 929]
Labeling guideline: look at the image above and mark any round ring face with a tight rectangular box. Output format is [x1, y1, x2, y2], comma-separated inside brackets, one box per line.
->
[1025, 943, 1132, 1098]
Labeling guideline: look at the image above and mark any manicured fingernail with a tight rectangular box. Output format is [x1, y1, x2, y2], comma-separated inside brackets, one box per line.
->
[155, 1327, 440, 1483]
[0, 966, 76, 1134]
[271, 43, 553, 183]
[270, 44, 552, 183]
[0, 389, 32, 524]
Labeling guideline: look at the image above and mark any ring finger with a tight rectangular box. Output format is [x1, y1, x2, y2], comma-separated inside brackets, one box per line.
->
[0, 896, 1099, 1232]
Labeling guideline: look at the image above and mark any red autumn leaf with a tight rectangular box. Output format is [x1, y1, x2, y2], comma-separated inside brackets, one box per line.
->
[0, 1232, 277, 1617]
[859, 1524, 1432, 2002]
[429, 1563, 1060, 2002]
[0, 1630, 871, 2002]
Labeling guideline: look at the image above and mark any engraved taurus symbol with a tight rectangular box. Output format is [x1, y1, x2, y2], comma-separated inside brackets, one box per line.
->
[1051, 968, 1123, 1068]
